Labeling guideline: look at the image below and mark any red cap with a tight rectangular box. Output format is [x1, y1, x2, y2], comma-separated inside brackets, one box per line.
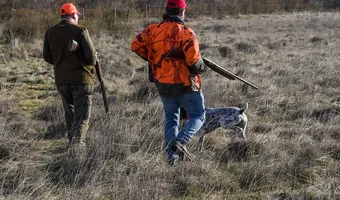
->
[166, 0, 187, 8]
[60, 3, 82, 16]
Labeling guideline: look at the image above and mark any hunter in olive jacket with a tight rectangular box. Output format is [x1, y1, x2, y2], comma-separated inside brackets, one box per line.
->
[43, 20, 97, 86]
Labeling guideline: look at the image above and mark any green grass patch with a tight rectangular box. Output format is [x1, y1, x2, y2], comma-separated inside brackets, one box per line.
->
[33, 138, 68, 154]
[18, 99, 44, 114]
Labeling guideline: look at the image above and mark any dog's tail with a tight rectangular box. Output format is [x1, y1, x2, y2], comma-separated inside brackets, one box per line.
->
[240, 102, 248, 114]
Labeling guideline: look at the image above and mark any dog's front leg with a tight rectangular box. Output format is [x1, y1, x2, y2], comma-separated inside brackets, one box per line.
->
[228, 127, 248, 161]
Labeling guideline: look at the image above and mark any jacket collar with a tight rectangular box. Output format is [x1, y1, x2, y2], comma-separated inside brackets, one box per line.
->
[162, 14, 184, 24]
[59, 19, 75, 25]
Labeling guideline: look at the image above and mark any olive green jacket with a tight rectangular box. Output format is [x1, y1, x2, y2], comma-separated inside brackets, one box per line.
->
[43, 20, 97, 86]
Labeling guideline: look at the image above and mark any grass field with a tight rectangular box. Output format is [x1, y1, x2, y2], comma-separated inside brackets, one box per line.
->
[0, 12, 339, 199]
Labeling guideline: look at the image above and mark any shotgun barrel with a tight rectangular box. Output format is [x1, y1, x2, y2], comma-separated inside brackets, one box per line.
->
[202, 57, 259, 90]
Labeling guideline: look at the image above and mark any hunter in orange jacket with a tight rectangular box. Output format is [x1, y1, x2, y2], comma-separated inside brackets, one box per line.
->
[131, 12, 206, 96]
[131, 0, 207, 165]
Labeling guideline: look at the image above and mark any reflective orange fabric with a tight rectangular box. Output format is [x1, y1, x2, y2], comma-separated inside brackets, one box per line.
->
[131, 21, 201, 88]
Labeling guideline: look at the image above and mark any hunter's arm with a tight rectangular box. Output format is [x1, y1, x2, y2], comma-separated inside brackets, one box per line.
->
[131, 30, 149, 61]
[188, 57, 205, 74]
[182, 28, 206, 74]
[80, 27, 97, 66]
[43, 32, 53, 65]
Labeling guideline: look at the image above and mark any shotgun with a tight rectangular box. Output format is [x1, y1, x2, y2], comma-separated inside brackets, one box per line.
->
[95, 60, 109, 113]
[68, 39, 109, 112]
[164, 47, 259, 89]
[202, 57, 259, 90]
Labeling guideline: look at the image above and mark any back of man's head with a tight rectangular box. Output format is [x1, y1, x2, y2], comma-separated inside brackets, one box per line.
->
[166, 0, 187, 8]
[60, 3, 82, 17]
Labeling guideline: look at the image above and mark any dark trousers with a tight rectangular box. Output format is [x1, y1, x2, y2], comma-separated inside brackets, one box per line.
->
[57, 85, 93, 144]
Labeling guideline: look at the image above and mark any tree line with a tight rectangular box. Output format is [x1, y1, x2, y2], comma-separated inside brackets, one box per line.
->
[1, 0, 339, 44]
[1, 0, 340, 13]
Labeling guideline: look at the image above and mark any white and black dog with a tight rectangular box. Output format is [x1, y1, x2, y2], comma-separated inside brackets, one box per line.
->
[181, 103, 248, 153]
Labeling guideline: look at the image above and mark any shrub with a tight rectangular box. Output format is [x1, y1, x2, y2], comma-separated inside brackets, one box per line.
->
[235, 42, 258, 54]
[0, 145, 10, 160]
[3, 9, 41, 43]
[34, 100, 64, 122]
[218, 45, 234, 58]
[323, 0, 340, 10]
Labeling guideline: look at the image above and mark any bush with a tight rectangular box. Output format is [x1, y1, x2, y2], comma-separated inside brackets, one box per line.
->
[323, 0, 340, 10]
[235, 42, 258, 54]
[218, 45, 234, 58]
[3, 9, 41, 43]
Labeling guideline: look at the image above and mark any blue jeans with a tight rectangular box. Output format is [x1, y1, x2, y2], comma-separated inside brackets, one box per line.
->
[160, 92, 205, 159]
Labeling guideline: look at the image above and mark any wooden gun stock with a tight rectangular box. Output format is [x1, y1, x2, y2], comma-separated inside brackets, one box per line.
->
[95, 60, 109, 113]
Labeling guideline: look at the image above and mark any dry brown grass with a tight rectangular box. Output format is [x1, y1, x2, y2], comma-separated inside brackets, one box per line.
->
[0, 12, 339, 199]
